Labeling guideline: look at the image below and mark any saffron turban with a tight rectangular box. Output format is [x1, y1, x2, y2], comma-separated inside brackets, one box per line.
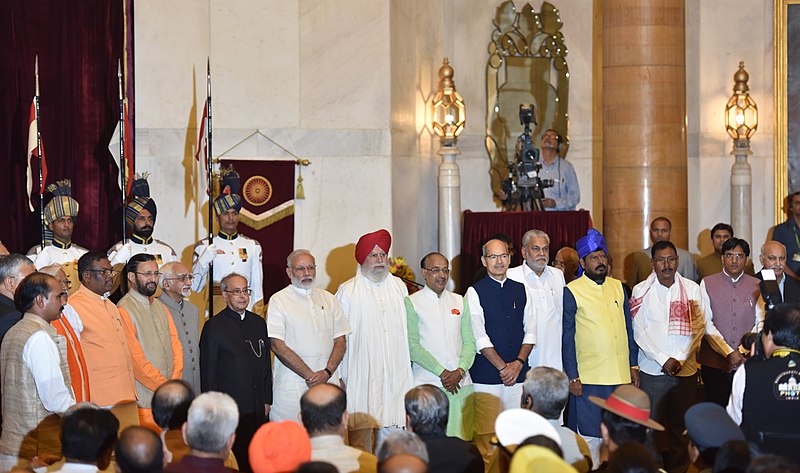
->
[575, 228, 607, 260]
[249, 420, 311, 473]
[355, 229, 392, 264]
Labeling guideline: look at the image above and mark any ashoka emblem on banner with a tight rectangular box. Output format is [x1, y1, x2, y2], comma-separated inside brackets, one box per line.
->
[243, 176, 273, 207]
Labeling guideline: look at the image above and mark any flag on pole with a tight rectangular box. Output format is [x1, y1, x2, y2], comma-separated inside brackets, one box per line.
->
[195, 98, 208, 168]
[109, 101, 135, 194]
[26, 97, 47, 212]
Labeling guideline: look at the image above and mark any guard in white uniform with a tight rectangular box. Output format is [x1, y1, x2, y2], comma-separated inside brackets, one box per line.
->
[267, 249, 351, 422]
[192, 168, 264, 313]
[108, 175, 178, 267]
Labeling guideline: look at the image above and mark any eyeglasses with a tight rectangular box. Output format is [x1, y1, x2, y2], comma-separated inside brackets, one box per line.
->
[291, 265, 316, 272]
[86, 268, 118, 277]
[163, 274, 197, 283]
[134, 271, 162, 279]
[723, 252, 746, 260]
[527, 246, 549, 254]
[223, 288, 252, 296]
[423, 267, 451, 275]
[485, 253, 510, 261]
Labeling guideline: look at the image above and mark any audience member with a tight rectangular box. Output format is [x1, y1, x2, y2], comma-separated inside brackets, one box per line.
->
[378, 454, 427, 473]
[300, 383, 377, 473]
[746, 454, 800, 473]
[494, 408, 561, 453]
[55, 405, 119, 472]
[522, 367, 592, 471]
[115, 426, 165, 473]
[630, 216, 697, 285]
[296, 462, 339, 473]
[508, 445, 576, 473]
[605, 442, 659, 473]
[589, 385, 663, 455]
[248, 420, 311, 473]
[684, 402, 745, 473]
[151, 379, 194, 464]
[553, 247, 579, 284]
[375, 431, 428, 464]
[713, 440, 752, 473]
[165, 392, 239, 473]
[404, 385, 481, 473]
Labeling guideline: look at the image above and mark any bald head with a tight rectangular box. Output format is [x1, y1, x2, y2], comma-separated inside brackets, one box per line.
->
[159, 262, 193, 302]
[761, 241, 788, 280]
[115, 427, 164, 473]
[554, 247, 579, 283]
[300, 384, 347, 436]
[379, 454, 428, 473]
[152, 379, 194, 430]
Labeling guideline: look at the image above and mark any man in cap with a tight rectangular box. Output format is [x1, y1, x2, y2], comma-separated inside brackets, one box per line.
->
[405, 252, 475, 440]
[630, 240, 728, 473]
[118, 253, 183, 429]
[630, 216, 698, 286]
[28, 180, 88, 269]
[588, 385, 664, 455]
[466, 238, 536, 472]
[562, 228, 638, 467]
[108, 175, 178, 268]
[268, 249, 350, 422]
[335, 229, 412, 452]
[508, 229, 565, 371]
[684, 402, 745, 473]
[159, 262, 202, 392]
[192, 168, 264, 314]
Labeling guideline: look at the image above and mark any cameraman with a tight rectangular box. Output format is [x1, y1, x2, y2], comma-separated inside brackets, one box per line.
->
[539, 129, 580, 211]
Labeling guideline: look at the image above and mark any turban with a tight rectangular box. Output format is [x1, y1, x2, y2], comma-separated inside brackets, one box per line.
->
[355, 229, 391, 264]
[125, 175, 157, 228]
[213, 167, 243, 217]
[249, 420, 311, 473]
[510, 445, 576, 473]
[43, 180, 79, 226]
[575, 228, 607, 260]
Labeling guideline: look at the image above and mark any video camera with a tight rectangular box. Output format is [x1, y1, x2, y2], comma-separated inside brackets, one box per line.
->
[501, 104, 555, 211]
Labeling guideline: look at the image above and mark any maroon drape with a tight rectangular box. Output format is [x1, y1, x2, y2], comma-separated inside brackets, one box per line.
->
[461, 210, 593, 289]
[0, 0, 130, 253]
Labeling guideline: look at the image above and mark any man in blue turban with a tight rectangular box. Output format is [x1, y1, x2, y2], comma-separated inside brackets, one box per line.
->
[561, 229, 639, 467]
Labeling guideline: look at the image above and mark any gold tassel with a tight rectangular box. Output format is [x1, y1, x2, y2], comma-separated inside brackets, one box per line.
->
[296, 173, 305, 200]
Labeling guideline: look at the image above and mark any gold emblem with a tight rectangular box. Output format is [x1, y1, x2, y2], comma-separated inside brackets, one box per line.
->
[243, 176, 272, 207]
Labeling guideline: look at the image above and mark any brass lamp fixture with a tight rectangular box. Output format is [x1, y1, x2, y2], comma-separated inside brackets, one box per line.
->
[432, 58, 466, 146]
[725, 61, 758, 148]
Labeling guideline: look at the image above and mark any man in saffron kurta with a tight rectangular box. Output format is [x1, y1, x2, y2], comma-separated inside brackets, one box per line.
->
[118, 253, 183, 430]
[406, 252, 476, 440]
[69, 252, 138, 429]
[335, 230, 412, 453]
[562, 229, 638, 468]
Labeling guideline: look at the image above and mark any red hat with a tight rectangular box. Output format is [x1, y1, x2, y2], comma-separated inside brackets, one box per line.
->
[355, 229, 392, 264]
[248, 420, 311, 473]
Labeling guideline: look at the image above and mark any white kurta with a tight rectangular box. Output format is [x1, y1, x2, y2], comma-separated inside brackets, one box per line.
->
[108, 239, 178, 267]
[192, 235, 264, 310]
[507, 263, 564, 370]
[28, 243, 88, 267]
[267, 284, 351, 422]
[336, 270, 412, 429]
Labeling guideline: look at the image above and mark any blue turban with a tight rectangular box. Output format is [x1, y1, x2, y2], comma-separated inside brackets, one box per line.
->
[575, 229, 607, 275]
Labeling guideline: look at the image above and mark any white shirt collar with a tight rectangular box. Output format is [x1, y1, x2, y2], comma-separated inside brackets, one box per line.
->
[722, 269, 744, 283]
[289, 284, 312, 296]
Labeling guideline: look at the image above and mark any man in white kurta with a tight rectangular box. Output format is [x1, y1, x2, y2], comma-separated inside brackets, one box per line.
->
[405, 252, 476, 440]
[507, 229, 564, 371]
[335, 229, 412, 453]
[268, 249, 351, 422]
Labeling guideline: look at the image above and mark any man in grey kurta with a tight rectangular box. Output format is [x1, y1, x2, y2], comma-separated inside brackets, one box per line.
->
[159, 262, 201, 392]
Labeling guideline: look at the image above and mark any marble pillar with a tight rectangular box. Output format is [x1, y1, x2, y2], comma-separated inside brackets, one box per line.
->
[731, 141, 753, 245]
[438, 144, 461, 291]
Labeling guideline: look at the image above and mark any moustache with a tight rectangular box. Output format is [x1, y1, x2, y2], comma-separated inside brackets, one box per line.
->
[595, 264, 607, 272]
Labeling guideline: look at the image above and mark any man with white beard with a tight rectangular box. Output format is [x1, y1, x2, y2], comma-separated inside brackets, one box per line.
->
[507, 229, 565, 371]
[158, 262, 202, 393]
[267, 249, 351, 422]
[336, 230, 413, 453]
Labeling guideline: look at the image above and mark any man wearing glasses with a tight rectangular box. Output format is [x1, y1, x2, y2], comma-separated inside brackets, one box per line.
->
[200, 272, 271, 473]
[69, 252, 138, 429]
[698, 237, 755, 406]
[405, 252, 475, 441]
[158, 262, 201, 392]
[508, 229, 565, 372]
[466, 238, 537, 472]
[267, 249, 350, 422]
[117, 253, 183, 430]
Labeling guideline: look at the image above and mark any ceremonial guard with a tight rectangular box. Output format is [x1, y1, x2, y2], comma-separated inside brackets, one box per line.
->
[192, 168, 264, 314]
[28, 180, 87, 270]
[108, 175, 178, 267]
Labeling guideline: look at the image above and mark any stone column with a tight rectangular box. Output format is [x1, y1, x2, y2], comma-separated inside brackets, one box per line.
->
[439, 146, 461, 291]
[602, 0, 688, 284]
[731, 145, 753, 245]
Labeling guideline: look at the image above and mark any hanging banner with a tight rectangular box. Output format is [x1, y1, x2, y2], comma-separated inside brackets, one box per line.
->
[220, 159, 295, 300]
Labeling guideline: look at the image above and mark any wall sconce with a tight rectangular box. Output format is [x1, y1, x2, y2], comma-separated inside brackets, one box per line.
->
[432, 58, 466, 146]
[725, 61, 758, 147]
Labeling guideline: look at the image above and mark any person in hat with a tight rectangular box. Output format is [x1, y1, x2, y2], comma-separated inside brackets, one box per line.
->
[248, 420, 311, 473]
[335, 229, 412, 453]
[108, 174, 178, 268]
[508, 445, 577, 473]
[588, 384, 664, 456]
[684, 402, 745, 473]
[192, 167, 264, 314]
[28, 179, 88, 268]
[562, 228, 639, 468]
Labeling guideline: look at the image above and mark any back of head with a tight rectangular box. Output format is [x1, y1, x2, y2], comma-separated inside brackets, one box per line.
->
[249, 420, 311, 473]
[300, 383, 347, 436]
[746, 454, 800, 473]
[601, 410, 647, 446]
[404, 384, 449, 437]
[296, 461, 339, 473]
[379, 453, 428, 473]
[185, 392, 239, 454]
[713, 440, 752, 473]
[115, 426, 164, 473]
[61, 406, 119, 464]
[523, 367, 569, 419]
[518, 435, 564, 459]
[606, 442, 658, 473]
[152, 379, 194, 430]
[376, 431, 429, 463]
[764, 303, 800, 350]
[0, 254, 33, 284]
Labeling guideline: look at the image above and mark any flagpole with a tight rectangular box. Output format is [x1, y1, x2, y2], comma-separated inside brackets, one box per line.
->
[207, 58, 214, 317]
[118, 60, 127, 244]
[35, 55, 45, 249]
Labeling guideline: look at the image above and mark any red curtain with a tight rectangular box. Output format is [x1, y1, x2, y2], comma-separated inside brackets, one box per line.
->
[461, 210, 593, 289]
[0, 0, 131, 253]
